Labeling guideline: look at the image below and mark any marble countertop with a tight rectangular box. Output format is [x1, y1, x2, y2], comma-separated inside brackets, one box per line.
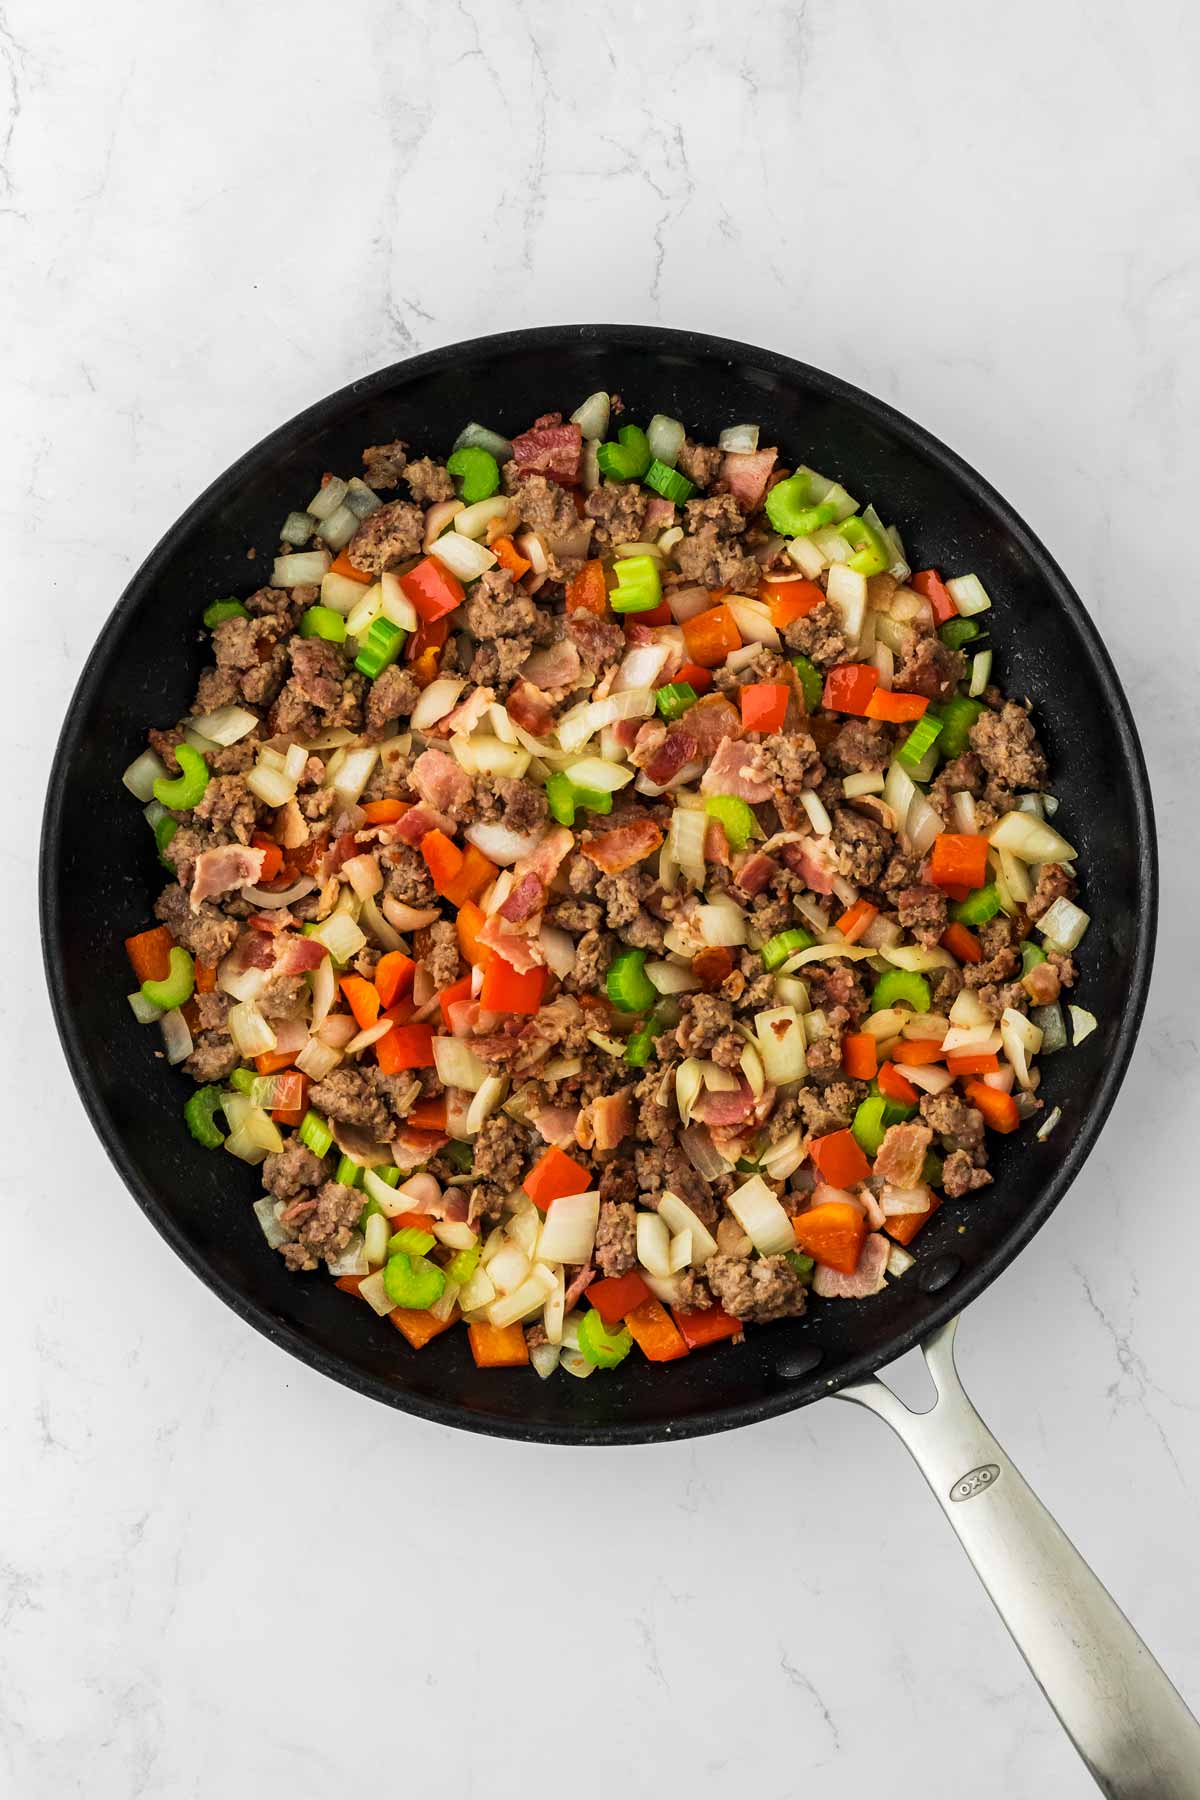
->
[4, 2, 1199, 1794]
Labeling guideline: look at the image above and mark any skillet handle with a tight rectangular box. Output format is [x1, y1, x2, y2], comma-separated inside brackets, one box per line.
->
[837, 1316, 1200, 1798]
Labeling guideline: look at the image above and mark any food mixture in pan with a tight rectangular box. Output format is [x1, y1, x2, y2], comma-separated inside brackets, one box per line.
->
[121, 396, 1096, 1378]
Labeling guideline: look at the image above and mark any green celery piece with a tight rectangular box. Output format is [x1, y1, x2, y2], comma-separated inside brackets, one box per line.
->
[152, 743, 209, 811]
[141, 946, 194, 1011]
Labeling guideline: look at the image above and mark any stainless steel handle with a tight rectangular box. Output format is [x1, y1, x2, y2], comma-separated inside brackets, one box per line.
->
[837, 1317, 1200, 1797]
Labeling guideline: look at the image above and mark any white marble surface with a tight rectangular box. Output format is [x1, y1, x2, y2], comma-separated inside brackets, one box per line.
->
[4, 2, 1199, 1794]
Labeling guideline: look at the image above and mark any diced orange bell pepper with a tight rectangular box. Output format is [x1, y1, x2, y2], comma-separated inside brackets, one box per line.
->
[360, 798, 410, 825]
[822, 663, 879, 716]
[841, 1033, 878, 1081]
[492, 535, 532, 580]
[836, 898, 878, 944]
[340, 974, 381, 1031]
[479, 958, 546, 1016]
[739, 682, 790, 733]
[762, 577, 825, 627]
[410, 645, 441, 689]
[565, 557, 608, 616]
[878, 1062, 919, 1104]
[885, 1192, 942, 1245]
[456, 901, 491, 969]
[437, 973, 473, 1030]
[407, 1096, 448, 1132]
[809, 1128, 871, 1189]
[250, 831, 283, 880]
[587, 1270, 651, 1325]
[625, 601, 672, 629]
[374, 1020, 435, 1074]
[194, 958, 217, 994]
[389, 1210, 436, 1233]
[329, 548, 373, 583]
[671, 660, 713, 694]
[523, 1144, 591, 1211]
[399, 556, 465, 623]
[406, 616, 449, 664]
[865, 689, 930, 724]
[124, 924, 175, 984]
[964, 1078, 1021, 1132]
[255, 1047, 297, 1075]
[391, 1306, 459, 1349]
[270, 1070, 309, 1127]
[420, 829, 464, 894]
[335, 1273, 367, 1295]
[671, 1305, 743, 1350]
[947, 1050, 1001, 1077]
[793, 1201, 869, 1275]
[929, 833, 990, 890]
[467, 1321, 529, 1367]
[940, 922, 983, 964]
[441, 844, 497, 909]
[374, 951, 416, 1009]
[681, 603, 742, 667]
[910, 568, 957, 626]
[624, 1297, 689, 1362]
[890, 1037, 946, 1066]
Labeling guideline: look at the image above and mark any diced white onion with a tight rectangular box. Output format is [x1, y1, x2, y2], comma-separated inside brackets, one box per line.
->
[346, 584, 383, 638]
[241, 874, 316, 911]
[452, 421, 513, 464]
[433, 1036, 488, 1093]
[247, 762, 297, 809]
[988, 810, 1077, 865]
[786, 534, 826, 578]
[826, 563, 868, 649]
[272, 550, 331, 588]
[718, 423, 759, 453]
[657, 1191, 718, 1264]
[487, 1275, 550, 1330]
[946, 573, 992, 617]
[1037, 1106, 1063, 1142]
[843, 771, 885, 799]
[881, 1183, 933, 1216]
[556, 687, 655, 754]
[378, 571, 418, 631]
[331, 746, 378, 811]
[127, 990, 162, 1024]
[160, 1008, 193, 1066]
[1000, 1007, 1043, 1090]
[410, 677, 466, 731]
[950, 790, 979, 834]
[695, 903, 747, 948]
[122, 748, 167, 801]
[538, 1189, 600, 1265]
[613, 640, 672, 693]
[645, 958, 700, 995]
[465, 1073, 506, 1136]
[463, 820, 543, 866]
[1069, 1005, 1098, 1045]
[228, 1001, 277, 1058]
[538, 925, 576, 980]
[646, 414, 686, 467]
[675, 1058, 703, 1127]
[296, 1037, 341, 1081]
[423, 499, 464, 550]
[280, 510, 316, 546]
[342, 854, 383, 901]
[886, 1244, 916, 1279]
[254, 1197, 292, 1249]
[726, 1175, 796, 1257]
[754, 1006, 807, 1084]
[454, 496, 512, 540]
[1037, 896, 1090, 952]
[570, 391, 611, 440]
[318, 503, 358, 552]
[636, 1210, 673, 1278]
[430, 533, 496, 581]
[563, 756, 634, 794]
[308, 476, 348, 522]
[308, 911, 367, 964]
[191, 705, 259, 747]
[530, 1341, 562, 1380]
[881, 943, 954, 974]
[725, 597, 781, 647]
[969, 649, 993, 697]
[906, 792, 944, 855]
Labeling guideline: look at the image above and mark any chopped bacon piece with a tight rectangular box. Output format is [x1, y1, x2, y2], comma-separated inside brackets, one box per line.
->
[246, 909, 296, 935]
[718, 447, 778, 512]
[580, 819, 664, 874]
[410, 748, 473, 815]
[507, 679, 556, 737]
[692, 1076, 756, 1128]
[512, 827, 575, 889]
[392, 803, 454, 845]
[641, 726, 699, 788]
[563, 1263, 596, 1311]
[684, 693, 743, 757]
[642, 495, 676, 534]
[190, 845, 267, 909]
[704, 818, 731, 865]
[872, 1122, 934, 1189]
[812, 1232, 891, 1299]
[575, 1086, 634, 1153]
[733, 851, 778, 895]
[521, 639, 582, 693]
[531, 1104, 582, 1148]
[476, 911, 546, 972]
[511, 416, 583, 485]
[273, 935, 329, 975]
[699, 736, 773, 802]
[782, 835, 838, 895]
[436, 685, 494, 739]
[500, 871, 546, 924]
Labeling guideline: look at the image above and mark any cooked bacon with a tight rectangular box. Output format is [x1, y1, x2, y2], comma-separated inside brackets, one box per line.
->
[411, 748, 473, 815]
[506, 678, 556, 738]
[782, 835, 838, 895]
[577, 1086, 634, 1154]
[322, 830, 360, 877]
[704, 818, 731, 866]
[733, 851, 778, 895]
[512, 826, 575, 889]
[685, 693, 742, 757]
[692, 1077, 756, 1128]
[247, 908, 297, 934]
[393, 802, 454, 845]
[642, 495, 676, 534]
[565, 611, 624, 672]
[691, 945, 734, 989]
[521, 639, 582, 694]
[531, 1103, 582, 1148]
[719, 448, 778, 513]
[190, 844, 267, 909]
[580, 819, 664, 874]
[872, 1123, 933, 1189]
[610, 716, 643, 753]
[699, 736, 773, 803]
[500, 871, 546, 923]
[642, 726, 698, 788]
[391, 1127, 449, 1171]
[441, 1185, 470, 1223]
[273, 934, 328, 975]
[512, 416, 582, 485]
[628, 720, 667, 771]
[563, 1263, 596, 1310]
[446, 998, 481, 1037]
[331, 1121, 393, 1166]
[812, 1231, 891, 1299]
[476, 912, 546, 972]
[435, 685, 494, 739]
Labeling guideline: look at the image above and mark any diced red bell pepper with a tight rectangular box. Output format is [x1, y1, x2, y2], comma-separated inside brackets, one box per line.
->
[255, 1047, 296, 1075]
[407, 1095, 448, 1131]
[251, 831, 283, 880]
[836, 898, 878, 944]
[792, 1201, 868, 1275]
[374, 1020, 435, 1074]
[391, 1306, 459, 1349]
[456, 901, 491, 968]
[437, 973, 473, 1029]
[339, 974, 381, 1030]
[940, 922, 983, 964]
[329, 549, 373, 583]
[889, 1036, 946, 1066]
[671, 660, 713, 694]
[492, 536, 532, 581]
[374, 951, 416, 1009]
[809, 1127, 871, 1189]
[821, 662, 879, 716]
[360, 798, 411, 824]
[625, 601, 673, 629]
[405, 615, 449, 664]
[523, 1144, 592, 1211]
[479, 958, 546, 1016]
[864, 689, 929, 723]
[877, 1062, 919, 1105]
[587, 1270, 651, 1325]
[467, 1321, 529, 1367]
[671, 1304, 743, 1350]
[623, 1297, 689, 1362]
[124, 925, 174, 984]
[399, 556, 465, 623]
[440, 844, 497, 909]
[946, 1051, 1001, 1077]
[739, 682, 790, 733]
[929, 833, 990, 890]
[420, 829, 465, 894]
[565, 558, 608, 616]
[841, 1033, 878, 1081]
[911, 568, 957, 625]
[761, 577, 825, 627]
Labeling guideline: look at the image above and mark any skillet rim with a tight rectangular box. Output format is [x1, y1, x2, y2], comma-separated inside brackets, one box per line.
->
[38, 323, 1158, 1445]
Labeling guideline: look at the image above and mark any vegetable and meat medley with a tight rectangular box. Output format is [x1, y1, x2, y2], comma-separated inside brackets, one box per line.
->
[121, 395, 1097, 1380]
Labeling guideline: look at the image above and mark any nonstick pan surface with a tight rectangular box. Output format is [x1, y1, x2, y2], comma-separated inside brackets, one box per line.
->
[39, 325, 1156, 1444]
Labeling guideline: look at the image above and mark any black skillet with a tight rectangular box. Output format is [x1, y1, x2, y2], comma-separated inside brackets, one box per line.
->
[39, 327, 1199, 1794]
